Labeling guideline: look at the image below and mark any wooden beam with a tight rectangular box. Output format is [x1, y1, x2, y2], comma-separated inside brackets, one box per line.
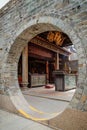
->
[30, 36, 71, 56]
[28, 43, 54, 59]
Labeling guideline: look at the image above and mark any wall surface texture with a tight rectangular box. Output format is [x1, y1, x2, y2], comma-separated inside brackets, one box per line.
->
[0, 0, 87, 129]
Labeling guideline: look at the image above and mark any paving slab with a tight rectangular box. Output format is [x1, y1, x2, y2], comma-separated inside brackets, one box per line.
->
[24, 95, 69, 114]
[22, 86, 75, 102]
[0, 109, 56, 130]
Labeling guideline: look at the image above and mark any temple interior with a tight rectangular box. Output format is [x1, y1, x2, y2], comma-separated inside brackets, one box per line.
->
[18, 31, 78, 90]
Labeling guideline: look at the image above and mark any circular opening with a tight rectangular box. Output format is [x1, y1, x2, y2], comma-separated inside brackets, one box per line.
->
[2, 23, 86, 121]
[17, 30, 77, 118]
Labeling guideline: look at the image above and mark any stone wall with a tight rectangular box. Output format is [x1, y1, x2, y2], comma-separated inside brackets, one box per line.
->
[0, 0, 87, 124]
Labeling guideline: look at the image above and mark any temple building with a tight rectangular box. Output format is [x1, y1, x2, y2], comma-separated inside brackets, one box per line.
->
[18, 31, 78, 90]
[1, 0, 87, 129]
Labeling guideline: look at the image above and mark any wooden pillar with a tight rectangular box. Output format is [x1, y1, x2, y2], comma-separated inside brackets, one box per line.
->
[55, 53, 59, 70]
[46, 61, 49, 83]
[22, 44, 28, 87]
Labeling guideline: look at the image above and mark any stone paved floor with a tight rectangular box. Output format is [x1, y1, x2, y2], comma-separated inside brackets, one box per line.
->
[0, 87, 74, 130]
[0, 109, 59, 130]
[24, 95, 69, 114]
[1, 87, 87, 130]
[22, 86, 75, 118]
[22, 86, 75, 102]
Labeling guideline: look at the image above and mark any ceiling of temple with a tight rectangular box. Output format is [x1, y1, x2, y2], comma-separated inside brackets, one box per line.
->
[38, 31, 72, 47]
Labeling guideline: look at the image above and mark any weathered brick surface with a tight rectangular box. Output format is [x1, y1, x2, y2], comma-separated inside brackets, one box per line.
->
[0, 0, 87, 128]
